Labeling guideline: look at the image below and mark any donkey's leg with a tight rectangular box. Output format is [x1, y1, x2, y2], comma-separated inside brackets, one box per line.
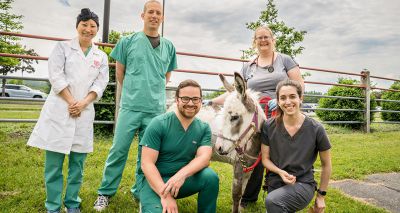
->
[232, 162, 243, 213]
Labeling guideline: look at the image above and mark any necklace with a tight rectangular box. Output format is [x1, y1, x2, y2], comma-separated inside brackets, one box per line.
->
[244, 52, 275, 82]
[256, 52, 274, 73]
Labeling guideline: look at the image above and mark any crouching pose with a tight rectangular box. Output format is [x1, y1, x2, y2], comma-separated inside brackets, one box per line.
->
[261, 79, 332, 213]
[136, 80, 219, 213]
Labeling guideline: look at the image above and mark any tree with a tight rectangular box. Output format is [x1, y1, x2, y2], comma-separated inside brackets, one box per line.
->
[0, 0, 38, 96]
[243, 0, 307, 59]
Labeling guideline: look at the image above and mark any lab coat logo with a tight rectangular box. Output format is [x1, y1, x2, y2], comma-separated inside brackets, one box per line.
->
[93, 60, 101, 69]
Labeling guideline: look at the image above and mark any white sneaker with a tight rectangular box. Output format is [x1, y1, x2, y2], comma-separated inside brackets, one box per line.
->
[93, 195, 109, 211]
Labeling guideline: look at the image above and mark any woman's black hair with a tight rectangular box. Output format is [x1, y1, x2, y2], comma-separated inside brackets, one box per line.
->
[76, 8, 99, 28]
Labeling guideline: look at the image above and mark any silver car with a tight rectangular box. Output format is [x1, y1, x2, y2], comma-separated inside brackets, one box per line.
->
[1, 84, 47, 99]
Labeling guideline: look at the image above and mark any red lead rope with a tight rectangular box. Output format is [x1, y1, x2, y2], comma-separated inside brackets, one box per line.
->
[242, 96, 276, 173]
[243, 153, 262, 173]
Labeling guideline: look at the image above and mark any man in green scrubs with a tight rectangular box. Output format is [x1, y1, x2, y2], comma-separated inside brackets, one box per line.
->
[138, 79, 219, 213]
[94, 1, 177, 211]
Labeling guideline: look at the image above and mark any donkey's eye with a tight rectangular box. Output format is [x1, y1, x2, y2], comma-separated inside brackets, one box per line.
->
[230, 115, 240, 122]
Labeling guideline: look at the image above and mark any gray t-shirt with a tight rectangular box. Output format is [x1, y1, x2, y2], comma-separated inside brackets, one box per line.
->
[261, 116, 331, 186]
[240, 53, 298, 99]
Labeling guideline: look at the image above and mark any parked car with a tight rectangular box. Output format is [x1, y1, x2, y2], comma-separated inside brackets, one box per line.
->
[0, 84, 47, 99]
[302, 103, 318, 113]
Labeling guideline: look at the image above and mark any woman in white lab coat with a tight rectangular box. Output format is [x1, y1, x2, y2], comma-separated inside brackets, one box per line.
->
[27, 8, 109, 213]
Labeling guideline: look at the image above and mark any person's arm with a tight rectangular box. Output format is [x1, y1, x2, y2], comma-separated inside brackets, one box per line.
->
[58, 88, 75, 106]
[261, 144, 296, 184]
[88, 53, 110, 102]
[210, 92, 229, 105]
[314, 149, 332, 213]
[116, 61, 125, 86]
[161, 146, 212, 197]
[165, 71, 172, 84]
[287, 67, 305, 93]
[141, 146, 178, 212]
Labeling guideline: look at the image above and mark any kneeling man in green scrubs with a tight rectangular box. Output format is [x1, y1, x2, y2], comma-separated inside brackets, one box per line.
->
[136, 79, 219, 213]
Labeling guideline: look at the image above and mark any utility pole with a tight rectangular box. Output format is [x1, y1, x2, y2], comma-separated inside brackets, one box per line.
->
[102, 0, 111, 43]
[161, 0, 165, 37]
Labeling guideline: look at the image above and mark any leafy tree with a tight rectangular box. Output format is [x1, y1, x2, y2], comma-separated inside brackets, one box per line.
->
[0, 0, 38, 96]
[303, 91, 322, 104]
[243, 0, 307, 59]
[203, 87, 225, 100]
[316, 78, 377, 130]
[381, 81, 400, 121]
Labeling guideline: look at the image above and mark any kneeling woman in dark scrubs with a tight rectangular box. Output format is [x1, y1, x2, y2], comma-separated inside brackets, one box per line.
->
[261, 79, 332, 213]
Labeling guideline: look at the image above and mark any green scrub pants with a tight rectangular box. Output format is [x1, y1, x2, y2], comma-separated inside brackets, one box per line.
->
[138, 168, 219, 213]
[97, 108, 158, 196]
[44, 150, 87, 211]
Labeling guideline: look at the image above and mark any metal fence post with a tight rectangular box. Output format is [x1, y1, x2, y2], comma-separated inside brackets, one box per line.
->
[361, 69, 371, 133]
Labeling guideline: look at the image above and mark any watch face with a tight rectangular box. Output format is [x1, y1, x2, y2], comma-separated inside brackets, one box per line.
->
[318, 189, 327, 196]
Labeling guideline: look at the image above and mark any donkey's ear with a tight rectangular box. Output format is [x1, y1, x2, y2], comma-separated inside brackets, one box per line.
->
[219, 73, 234, 92]
[234, 72, 246, 97]
[234, 72, 255, 112]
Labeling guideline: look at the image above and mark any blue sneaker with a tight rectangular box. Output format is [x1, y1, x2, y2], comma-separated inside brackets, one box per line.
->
[65, 207, 80, 213]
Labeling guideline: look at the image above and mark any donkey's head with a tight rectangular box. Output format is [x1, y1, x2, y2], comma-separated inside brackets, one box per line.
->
[214, 72, 265, 155]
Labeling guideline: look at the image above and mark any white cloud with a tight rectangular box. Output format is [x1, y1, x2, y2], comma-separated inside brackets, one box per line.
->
[9, 0, 400, 92]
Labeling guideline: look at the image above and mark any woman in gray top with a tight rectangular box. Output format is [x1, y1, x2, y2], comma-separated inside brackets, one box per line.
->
[211, 26, 304, 207]
[241, 25, 306, 207]
[261, 79, 331, 213]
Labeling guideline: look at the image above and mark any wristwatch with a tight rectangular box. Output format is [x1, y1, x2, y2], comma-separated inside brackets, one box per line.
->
[317, 189, 327, 196]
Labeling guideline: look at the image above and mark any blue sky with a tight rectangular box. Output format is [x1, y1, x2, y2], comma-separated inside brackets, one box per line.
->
[10, 0, 400, 92]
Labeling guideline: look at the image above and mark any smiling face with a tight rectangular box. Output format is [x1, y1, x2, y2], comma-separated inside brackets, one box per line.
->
[141, 1, 163, 32]
[76, 19, 98, 43]
[253, 27, 275, 53]
[277, 85, 303, 116]
[176, 86, 202, 119]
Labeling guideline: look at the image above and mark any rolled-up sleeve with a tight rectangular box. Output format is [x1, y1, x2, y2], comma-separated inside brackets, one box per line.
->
[48, 42, 68, 94]
[89, 52, 110, 101]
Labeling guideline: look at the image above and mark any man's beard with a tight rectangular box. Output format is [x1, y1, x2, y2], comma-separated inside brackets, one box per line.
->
[178, 105, 199, 119]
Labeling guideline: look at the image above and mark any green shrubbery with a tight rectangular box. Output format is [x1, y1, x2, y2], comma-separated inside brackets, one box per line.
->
[93, 31, 132, 136]
[316, 78, 376, 129]
[381, 81, 400, 121]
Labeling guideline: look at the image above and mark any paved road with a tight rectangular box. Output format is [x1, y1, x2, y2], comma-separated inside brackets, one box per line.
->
[331, 173, 400, 213]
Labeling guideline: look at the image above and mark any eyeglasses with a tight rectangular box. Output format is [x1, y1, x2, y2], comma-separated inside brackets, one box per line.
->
[255, 36, 271, 41]
[178, 96, 202, 104]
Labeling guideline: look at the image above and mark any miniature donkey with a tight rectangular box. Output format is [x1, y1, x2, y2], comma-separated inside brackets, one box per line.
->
[198, 72, 267, 213]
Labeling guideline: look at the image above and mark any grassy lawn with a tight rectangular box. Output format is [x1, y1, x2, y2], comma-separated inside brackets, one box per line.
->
[0, 105, 398, 212]
[1, 122, 397, 212]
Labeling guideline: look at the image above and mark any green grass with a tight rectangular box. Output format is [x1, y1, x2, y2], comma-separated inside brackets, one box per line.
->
[1, 122, 396, 213]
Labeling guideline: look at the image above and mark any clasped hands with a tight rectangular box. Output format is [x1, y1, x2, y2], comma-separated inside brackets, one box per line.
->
[68, 100, 89, 118]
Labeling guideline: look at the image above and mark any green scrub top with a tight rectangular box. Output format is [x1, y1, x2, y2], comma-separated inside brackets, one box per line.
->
[137, 111, 212, 176]
[110, 32, 177, 113]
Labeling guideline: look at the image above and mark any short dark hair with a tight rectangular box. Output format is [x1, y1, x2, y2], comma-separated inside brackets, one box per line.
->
[175, 79, 202, 98]
[76, 8, 99, 28]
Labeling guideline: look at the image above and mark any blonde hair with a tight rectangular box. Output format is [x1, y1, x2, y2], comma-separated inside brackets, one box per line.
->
[143, 0, 162, 12]
[252, 26, 275, 50]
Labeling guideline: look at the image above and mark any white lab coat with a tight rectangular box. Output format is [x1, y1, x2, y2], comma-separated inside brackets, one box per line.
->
[27, 37, 109, 154]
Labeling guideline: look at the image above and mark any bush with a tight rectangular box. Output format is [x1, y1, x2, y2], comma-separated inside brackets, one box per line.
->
[93, 31, 134, 136]
[316, 78, 376, 129]
[381, 82, 400, 121]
